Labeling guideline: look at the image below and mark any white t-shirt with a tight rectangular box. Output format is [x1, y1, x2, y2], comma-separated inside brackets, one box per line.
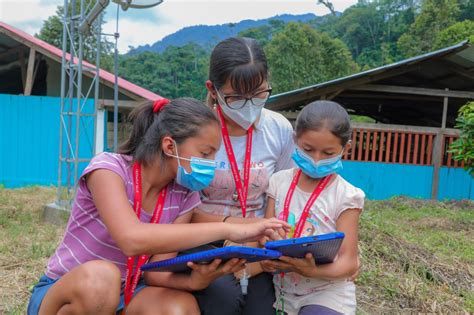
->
[267, 168, 365, 315]
[199, 108, 294, 218]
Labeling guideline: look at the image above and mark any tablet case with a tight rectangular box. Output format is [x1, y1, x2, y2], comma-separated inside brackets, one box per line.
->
[141, 246, 282, 272]
[265, 232, 345, 264]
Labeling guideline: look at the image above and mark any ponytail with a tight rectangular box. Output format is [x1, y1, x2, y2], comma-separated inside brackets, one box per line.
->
[118, 97, 219, 165]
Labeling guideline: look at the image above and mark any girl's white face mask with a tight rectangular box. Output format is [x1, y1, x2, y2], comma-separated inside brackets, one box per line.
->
[216, 91, 266, 130]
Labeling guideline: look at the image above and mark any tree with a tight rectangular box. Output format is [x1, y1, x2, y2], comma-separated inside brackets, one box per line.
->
[37, 0, 113, 67]
[238, 20, 286, 47]
[459, 0, 474, 21]
[119, 43, 210, 99]
[397, 0, 460, 57]
[317, 0, 337, 16]
[316, 0, 418, 68]
[449, 102, 474, 176]
[433, 20, 474, 49]
[265, 22, 359, 93]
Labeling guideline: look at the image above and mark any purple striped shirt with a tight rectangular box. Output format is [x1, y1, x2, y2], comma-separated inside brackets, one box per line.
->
[46, 152, 201, 280]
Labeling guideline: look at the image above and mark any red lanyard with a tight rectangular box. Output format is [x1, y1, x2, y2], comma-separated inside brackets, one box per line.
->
[216, 105, 253, 218]
[282, 169, 333, 238]
[123, 162, 168, 308]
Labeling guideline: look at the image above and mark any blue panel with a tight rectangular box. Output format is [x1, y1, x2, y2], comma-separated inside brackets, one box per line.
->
[340, 161, 434, 200]
[438, 167, 474, 200]
[0, 95, 95, 188]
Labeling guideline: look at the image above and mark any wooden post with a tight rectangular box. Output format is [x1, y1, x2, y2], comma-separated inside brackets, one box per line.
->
[19, 50, 26, 89]
[24, 48, 36, 96]
[441, 89, 449, 129]
[431, 90, 449, 199]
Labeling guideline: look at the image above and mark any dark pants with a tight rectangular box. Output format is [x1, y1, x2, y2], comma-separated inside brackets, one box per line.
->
[193, 272, 276, 315]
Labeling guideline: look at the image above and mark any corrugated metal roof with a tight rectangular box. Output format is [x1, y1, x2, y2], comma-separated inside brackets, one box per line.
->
[0, 21, 162, 101]
[268, 40, 473, 109]
[267, 41, 474, 127]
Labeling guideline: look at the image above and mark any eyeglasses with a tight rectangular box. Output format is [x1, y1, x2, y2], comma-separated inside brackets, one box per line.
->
[216, 86, 272, 110]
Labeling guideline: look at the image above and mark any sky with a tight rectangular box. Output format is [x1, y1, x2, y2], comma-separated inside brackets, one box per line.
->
[0, 0, 357, 53]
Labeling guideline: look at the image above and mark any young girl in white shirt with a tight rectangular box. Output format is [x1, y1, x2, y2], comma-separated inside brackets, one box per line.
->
[262, 100, 365, 315]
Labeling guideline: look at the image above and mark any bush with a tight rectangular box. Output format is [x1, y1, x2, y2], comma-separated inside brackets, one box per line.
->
[449, 101, 474, 176]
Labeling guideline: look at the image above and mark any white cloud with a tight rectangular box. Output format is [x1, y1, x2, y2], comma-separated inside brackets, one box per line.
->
[1, 0, 357, 53]
[0, 0, 57, 24]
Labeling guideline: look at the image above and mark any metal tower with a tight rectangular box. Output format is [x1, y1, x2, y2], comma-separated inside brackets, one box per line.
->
[51, 0, 163, 212]
[56, 0, 102, 208]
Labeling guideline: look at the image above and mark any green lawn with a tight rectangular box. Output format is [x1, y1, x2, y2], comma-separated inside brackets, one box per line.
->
[0, 187, 472, 314]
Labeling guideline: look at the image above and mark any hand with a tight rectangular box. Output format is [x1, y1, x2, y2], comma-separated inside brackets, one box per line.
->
[278, 253, 318, 278]
[258, 236, 269, 247]
[258, 227, 285, 247]
[259, 259, 293, 273]
[269, 226, 287, 240]
[187, 258, 246, 291]
[227, 218, 290, 243]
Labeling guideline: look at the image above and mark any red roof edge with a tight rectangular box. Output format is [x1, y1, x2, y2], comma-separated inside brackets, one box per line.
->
[0, 21, 162, 101]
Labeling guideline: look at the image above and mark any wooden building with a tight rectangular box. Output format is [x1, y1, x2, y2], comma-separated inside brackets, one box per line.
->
[268, 41, 474, 200]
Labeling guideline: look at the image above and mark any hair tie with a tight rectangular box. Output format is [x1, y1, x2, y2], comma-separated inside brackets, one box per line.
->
[153, 98, 170, 113]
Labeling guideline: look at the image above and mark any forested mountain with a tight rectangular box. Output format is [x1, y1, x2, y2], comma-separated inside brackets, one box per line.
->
[127, 13, 319, 54]
[38, 0, 474, 99]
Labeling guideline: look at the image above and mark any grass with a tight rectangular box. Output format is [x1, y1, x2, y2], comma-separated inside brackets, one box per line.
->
[0, 187, 473, 314]
[357, 197, 473, 313]
[0, 187, 64, 314]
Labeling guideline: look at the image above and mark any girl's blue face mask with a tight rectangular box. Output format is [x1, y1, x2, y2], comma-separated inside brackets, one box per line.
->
[291, 146, 344, 179]
[167, 141, 217, 191]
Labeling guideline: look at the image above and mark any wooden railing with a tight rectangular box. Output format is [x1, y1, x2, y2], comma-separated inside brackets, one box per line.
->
[343, 123, 462, 168]
[343, 129, 436, 165]
[442, 135, 465, 168]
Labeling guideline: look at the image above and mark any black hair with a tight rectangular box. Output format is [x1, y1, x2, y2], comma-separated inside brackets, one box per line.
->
[118, 97, 219, 165]
[209, 37, 268, 96]
[295, 100, 352, 145]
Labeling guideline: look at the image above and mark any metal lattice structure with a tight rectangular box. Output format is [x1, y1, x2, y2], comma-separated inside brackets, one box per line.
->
[55, 0, 164, 209]
[56, 0, 102, 208]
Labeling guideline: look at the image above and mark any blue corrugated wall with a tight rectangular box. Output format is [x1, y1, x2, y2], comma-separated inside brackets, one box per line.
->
[1, 94, 473, 200]
[340, 161, 473, 200]
[0, 94, 95, 188]
[438, 167, 474, 200]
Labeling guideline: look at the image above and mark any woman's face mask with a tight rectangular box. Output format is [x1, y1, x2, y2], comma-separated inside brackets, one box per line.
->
[292, 146, 344, 179]
[166, 140, 217, 191]
[215, 86, 271, 130]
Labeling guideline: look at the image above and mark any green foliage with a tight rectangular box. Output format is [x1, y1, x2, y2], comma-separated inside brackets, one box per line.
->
[36, 0, 113, 67]
[119, 43, 209, 100]
[397, 0, 461, 57]
[449, 102, 474, 176]
[350, 115, 376, 123]
[459, 0, 474, 21]
[265, 22, 359, 93]
[434, 20, 474, 49]
[318, 0, 418, 68]
[238, 20, 286, 47]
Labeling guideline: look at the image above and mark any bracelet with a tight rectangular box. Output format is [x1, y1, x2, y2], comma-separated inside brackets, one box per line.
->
[222, 215, 231, 222]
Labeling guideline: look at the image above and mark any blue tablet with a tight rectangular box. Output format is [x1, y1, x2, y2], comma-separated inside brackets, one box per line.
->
[265, 232, 345, 264]
[141, 246, 282, 273]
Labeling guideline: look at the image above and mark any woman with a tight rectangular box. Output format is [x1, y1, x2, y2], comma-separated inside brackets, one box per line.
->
[191, 37, 295, 315]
